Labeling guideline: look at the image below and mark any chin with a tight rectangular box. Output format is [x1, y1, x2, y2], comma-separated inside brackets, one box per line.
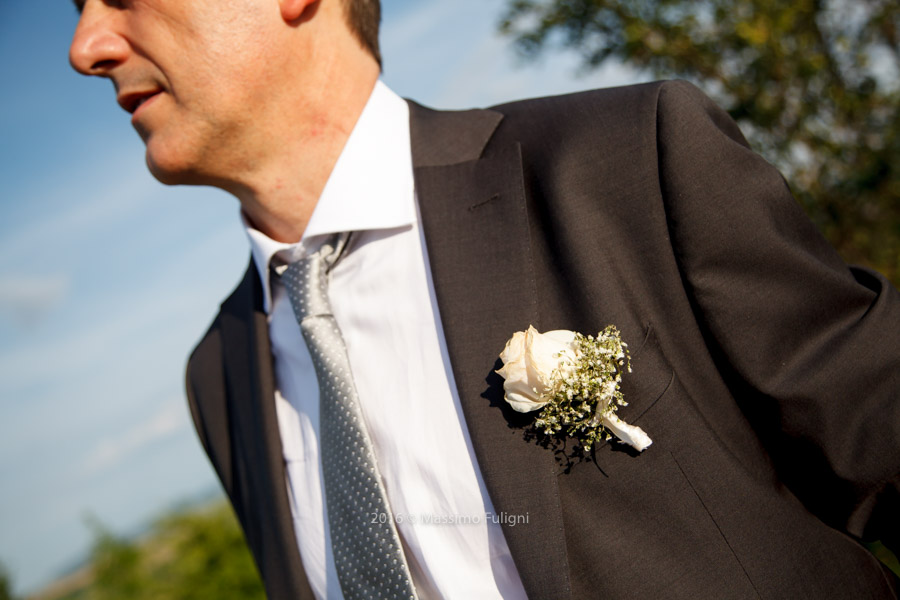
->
[143, 133, 233, 191]
[145, 146, 203, 187]
[147, 162, 182, 186]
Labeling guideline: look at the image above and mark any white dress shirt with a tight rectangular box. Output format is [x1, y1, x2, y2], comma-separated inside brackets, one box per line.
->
[242, 81, 527, 600]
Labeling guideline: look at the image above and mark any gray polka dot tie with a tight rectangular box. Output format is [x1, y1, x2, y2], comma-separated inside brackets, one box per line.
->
[281, 233, 418, 600]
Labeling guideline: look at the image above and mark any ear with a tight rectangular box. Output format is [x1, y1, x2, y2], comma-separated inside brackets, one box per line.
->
[279, 0, 316, 22]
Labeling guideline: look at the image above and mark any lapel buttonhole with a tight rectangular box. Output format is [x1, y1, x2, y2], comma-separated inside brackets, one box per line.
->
[468, 193, 501, 212]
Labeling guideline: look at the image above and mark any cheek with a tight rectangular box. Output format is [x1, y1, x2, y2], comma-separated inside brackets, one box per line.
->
[190, 33, 281, 106]
[199, 6, 276, 65]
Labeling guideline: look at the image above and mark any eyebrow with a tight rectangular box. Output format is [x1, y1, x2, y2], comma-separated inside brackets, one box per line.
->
[72, 0, 85, 14]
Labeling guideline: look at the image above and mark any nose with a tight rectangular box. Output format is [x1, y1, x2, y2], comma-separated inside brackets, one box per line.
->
[69, 5, 129, 76]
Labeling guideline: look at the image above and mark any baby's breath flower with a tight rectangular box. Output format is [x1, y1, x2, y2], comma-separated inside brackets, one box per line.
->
[497, 325, 652, 451]
[531, 326, 647, 451]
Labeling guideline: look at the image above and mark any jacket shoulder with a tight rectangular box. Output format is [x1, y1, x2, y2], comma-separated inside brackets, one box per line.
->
[185, 312, 234, 495]
[489, 79, 714, 117]
[184, 264, 258, 496]
[487, 80, 747, 152]
[490, 79, 668, 113]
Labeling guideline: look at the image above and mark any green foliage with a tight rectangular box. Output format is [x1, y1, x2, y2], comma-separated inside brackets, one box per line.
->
[501, 0, 900, 284]
[865, 541, 900, 578]
[147, 504, 267, 599]
[57, 502, 265, 600]
[86, 522, 146, 600]
[0, 560, 15, 600]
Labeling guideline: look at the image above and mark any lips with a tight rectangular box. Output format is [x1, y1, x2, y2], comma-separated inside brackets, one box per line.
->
[117, 89, 163, 115]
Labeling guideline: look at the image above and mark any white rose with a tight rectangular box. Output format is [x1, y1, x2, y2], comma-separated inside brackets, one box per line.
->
[496, 326, 578, 412]
[496, 325, 653, 452]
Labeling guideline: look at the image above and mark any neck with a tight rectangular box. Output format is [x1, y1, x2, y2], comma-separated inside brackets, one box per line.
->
[223, 16, 381, 243]
[238, 72, 378, 242]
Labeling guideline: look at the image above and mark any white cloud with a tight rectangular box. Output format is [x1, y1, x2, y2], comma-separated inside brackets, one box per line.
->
[0, 274, 71, 328]
[0, 158, 162, 269]
[79, 401, 188, 476]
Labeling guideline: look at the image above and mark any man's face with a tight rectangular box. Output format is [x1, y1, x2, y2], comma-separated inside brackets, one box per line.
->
[70, 0, 284, 185]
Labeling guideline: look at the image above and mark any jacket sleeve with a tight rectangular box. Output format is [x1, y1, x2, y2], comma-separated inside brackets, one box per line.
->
[654, 80, 900, 550]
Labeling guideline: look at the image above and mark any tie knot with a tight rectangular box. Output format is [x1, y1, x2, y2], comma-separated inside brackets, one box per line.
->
[317, 231, 351, 270]
[281, 232, 350, 321]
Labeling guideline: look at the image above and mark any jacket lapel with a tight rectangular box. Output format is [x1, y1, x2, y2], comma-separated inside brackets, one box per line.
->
[219, 266, 314, 600]
[410, 101, 573, 599]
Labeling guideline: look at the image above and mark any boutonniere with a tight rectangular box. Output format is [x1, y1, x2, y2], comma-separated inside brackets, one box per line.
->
[496, 325, 652, 452]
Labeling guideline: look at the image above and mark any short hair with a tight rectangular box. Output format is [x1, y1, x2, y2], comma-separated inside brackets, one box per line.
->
[342, 0, 381, 68]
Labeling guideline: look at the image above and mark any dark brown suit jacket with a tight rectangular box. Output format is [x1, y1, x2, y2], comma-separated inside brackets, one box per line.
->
[186, 80, 900, 599]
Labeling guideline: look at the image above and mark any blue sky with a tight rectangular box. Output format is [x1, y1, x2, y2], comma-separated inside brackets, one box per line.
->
[0, 0, 642, 594]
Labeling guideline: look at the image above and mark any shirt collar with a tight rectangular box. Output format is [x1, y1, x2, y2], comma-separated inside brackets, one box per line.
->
[242, 81, 415, 313]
